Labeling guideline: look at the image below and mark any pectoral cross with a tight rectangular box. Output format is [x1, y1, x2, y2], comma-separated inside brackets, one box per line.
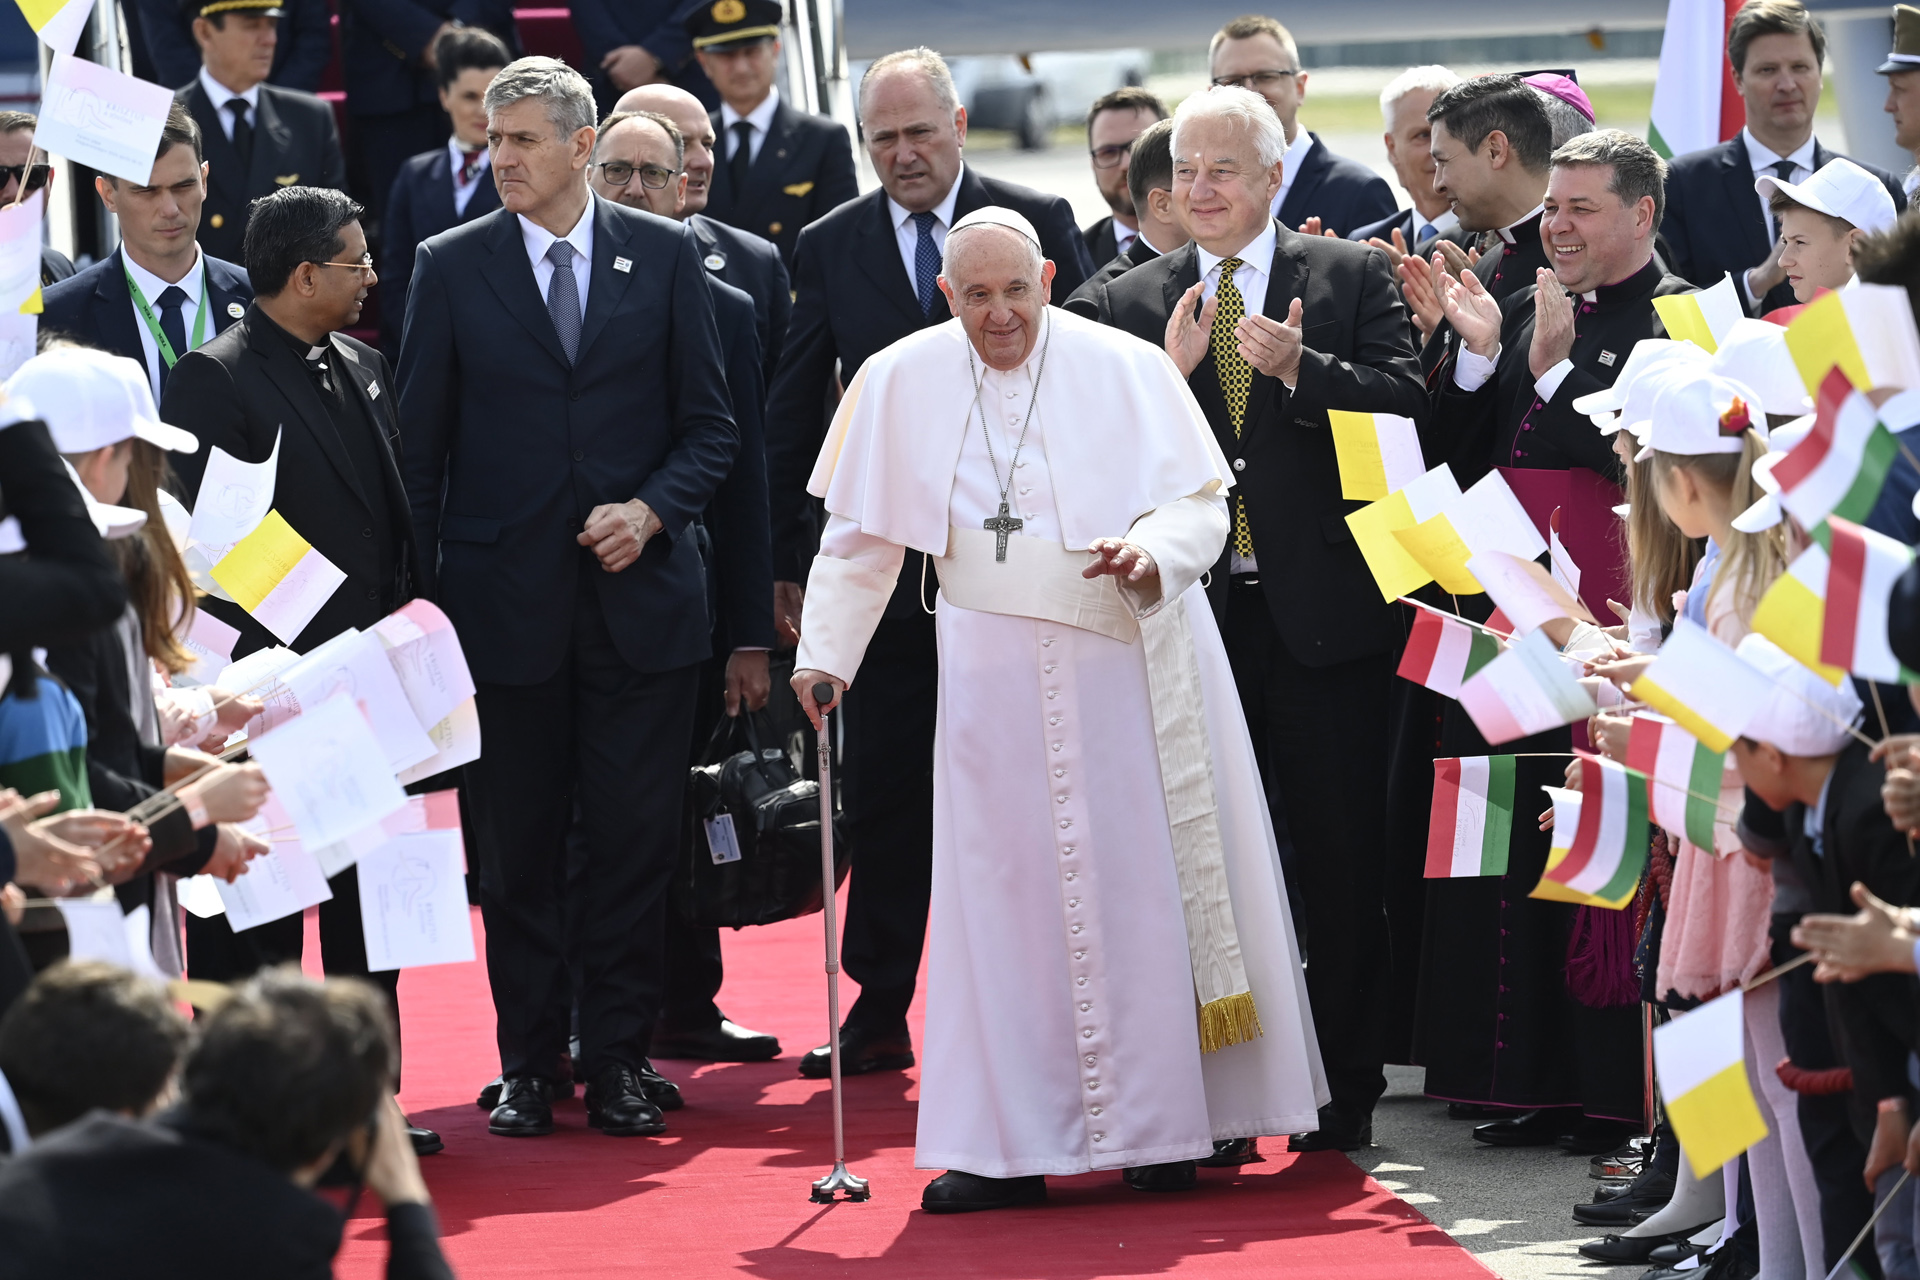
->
[983, 501, 1023, 563]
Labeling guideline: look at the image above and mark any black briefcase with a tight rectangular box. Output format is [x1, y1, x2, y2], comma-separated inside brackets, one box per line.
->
[675, 712, 848, 928]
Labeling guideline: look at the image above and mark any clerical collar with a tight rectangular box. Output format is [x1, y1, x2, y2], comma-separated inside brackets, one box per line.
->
[1584, 255, 1664, 307]
[253, 307, 330, 364]
[1496, 204, 1545, 245]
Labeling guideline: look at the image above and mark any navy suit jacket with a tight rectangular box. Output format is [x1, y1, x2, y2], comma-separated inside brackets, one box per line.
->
[177, 80, 348, 265]
[688, 212, 789, 387]
[40, 248, 253, 378]
[1664, 134, 1906, 314]
[397, 197, 737, 683]
[702, 98, 860, 268]
[702, 274, 774, 653]
[1276, 133, 1397, 239]
[379, 147, 504, 355]
[136, 0, 332, 92]
[342, 0, 520, 119]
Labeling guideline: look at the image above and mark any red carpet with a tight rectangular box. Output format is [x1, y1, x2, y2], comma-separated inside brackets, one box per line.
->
[330, 904, 1493, 1279]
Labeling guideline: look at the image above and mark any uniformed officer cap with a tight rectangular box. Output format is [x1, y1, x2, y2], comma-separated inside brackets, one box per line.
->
[1881, 4, 1920, 73]
[685, 0, 783, 52]
[181, 0, 285, 19]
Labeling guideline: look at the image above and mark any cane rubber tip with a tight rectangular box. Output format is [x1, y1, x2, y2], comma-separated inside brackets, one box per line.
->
[812, 682, 835, 705]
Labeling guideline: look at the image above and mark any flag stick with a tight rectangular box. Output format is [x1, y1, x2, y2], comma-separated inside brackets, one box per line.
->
[1504, 752, 1735, 816]
[1742, 949, 1815, 992]
[1823, 1167, 1911, 1280]
[1397, 597, 1600, 666]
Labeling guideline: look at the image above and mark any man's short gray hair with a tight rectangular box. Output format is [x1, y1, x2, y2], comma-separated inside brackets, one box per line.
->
[1171, 85, 1288, 170]
[1379, 65, 1461, 120]
[484, 56, 596, 141]
[859, 47, 959, 119]
[1551, 128, 1670, 232]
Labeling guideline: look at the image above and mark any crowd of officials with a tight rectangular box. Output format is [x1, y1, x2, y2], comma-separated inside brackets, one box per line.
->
[11, 0, 1920, 1272]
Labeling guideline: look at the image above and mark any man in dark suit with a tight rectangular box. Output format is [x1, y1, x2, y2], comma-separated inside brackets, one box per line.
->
[1081, 86, 1166, 269]
[379, 27, 511, 358]
[570, 0, 715, 113]
[687, 0, 857, 268]
[174, 0, 348, 267]
[162, 184, 439, 1154]
[1665, 0, 1904, 315]
[398, 58, 736, 1138]
[1095, 86, 1423, 1155]
[43, 105, 252, 402]
[135, 0, 332, 93]
[616, 84, 791, 383]
[1207, 14, 1395, 237]
[1347, 66, 1465, 260]
[587, 105, 779, 1062]
[1064, 116, 1185, 316]
[763, 47, 1092, 1080]
[341, 0, 519, 224]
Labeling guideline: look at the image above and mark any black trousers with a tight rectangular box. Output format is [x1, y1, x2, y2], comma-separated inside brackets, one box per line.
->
[1222, 577, 1391, 1116]
[469, 580, 699, 1079]
[838, 607, 938, 1033]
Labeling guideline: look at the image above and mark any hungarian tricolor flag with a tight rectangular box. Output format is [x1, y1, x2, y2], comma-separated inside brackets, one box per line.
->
[1772, 369, 1898, 532]
[1820, 515, 1919, 684]
[1425, 756, 1516, 878]
[1648, 0, 1743, 160]
[1625, 714, 1725, 852]
[1397, 603, 1499, 698]
[1532, 754, 1649, 909]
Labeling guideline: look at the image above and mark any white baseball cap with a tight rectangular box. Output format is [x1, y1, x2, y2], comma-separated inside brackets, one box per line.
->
[1571, 339, 1711, 427]
[1636, 374, 1769, 462]
[1754, 157, 1899, 236]
[1708, 319, 1813, 417]
[1735, 633, 1861, 755]
[1614, 362, 1709, 443]
[5, 347, 199, 455]
[0, 396, 145, 552]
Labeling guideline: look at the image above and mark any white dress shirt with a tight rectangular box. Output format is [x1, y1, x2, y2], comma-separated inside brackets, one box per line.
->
[448, 136, 492, 217]
[720, 86, 780, 168]
[889, 169, 962, 294]
[124, 245, 207, 403]
[198, 66, 262, 142]
[1267, 129, 1314, 221]
[519, 198, 594, 322]
[1741, 127, 1818, 307]
[1197, 220, 1279, 573]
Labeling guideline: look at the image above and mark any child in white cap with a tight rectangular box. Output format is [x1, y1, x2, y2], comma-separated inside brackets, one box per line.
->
[1757, 157, 1901, 304]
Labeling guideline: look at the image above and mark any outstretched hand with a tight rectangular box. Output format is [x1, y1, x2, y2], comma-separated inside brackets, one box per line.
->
[1083, 539, 1158, 583]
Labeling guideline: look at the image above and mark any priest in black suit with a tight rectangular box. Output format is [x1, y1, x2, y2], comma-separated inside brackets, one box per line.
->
[763, 48, 1092, 1081]
[1208, 15, 1394, 237]
[42, 104, 252, 403]
[689, 0, 858, 268]
[1093, 87, 1422, 1156]
[1080, 86, 1166, 269]
[174, 0, 348, 267]
[1064, 117, 1185, 317]
[1663, 1, 1904, 315]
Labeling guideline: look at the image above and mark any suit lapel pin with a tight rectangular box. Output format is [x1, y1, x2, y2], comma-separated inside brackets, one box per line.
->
[368, 381, 380, 400]
[613, 256, 633, 273]
[1598, 350, 1616, 366]
[704, 252, 726, 271]
[227, 302, 245, 318]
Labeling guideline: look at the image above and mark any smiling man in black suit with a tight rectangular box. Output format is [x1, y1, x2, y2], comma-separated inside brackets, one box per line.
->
[690, 0, 858, 267]
[42, 103, 253, 404]
[398, 57, 736, 1141]
[762, 45, 1093, 1084]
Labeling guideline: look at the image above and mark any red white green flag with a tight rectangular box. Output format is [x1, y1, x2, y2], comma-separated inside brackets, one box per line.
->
[1425, 756, 1516, 878]
[1819, 515, 1919, 685]
[1772, 369, 1900, 532]
[1625, 714, 1725, 851]
[1397, 603, 1500, 699]
[1532, 754, 1649, 909]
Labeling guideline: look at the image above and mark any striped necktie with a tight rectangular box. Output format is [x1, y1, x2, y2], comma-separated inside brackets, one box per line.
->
[1209, 258, 1255, 560]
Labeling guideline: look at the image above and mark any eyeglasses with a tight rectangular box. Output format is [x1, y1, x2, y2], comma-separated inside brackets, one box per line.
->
[312, 253, 375, 280]
[1210, 69, 1301, 91]
[0, 163, 50, 197]
[1089, 140, 1134, 169]
[593, 160, 679, 190]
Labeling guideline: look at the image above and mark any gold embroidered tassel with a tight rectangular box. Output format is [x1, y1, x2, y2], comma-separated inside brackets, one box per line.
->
[1197, 991, 1264, 1054]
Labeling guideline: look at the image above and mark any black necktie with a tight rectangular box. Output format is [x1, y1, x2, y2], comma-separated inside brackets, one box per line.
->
[226, 99, 253, 169]
[1768, 159, 1797, 237]
[729, 120, 753, 194]
[156, 285, 187, 391]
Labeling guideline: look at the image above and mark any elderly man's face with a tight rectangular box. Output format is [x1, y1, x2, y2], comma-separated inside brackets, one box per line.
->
[936, 226, 1055, 371]
[1172, 115, 1281, 254]
[862, 70, 966, 214]
[1384, 88, 1441, 199]
[616, 85, 716, 213]
[1542, 163, 1653, 293]
[589, 117, 685, 218]
[488, 97, 593, 222]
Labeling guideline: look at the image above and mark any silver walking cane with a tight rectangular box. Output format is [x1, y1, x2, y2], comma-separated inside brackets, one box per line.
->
[809, 681, 870, 1204]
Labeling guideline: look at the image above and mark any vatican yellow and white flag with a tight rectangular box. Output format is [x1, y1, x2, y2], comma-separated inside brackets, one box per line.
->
[14, 0, 93, 56]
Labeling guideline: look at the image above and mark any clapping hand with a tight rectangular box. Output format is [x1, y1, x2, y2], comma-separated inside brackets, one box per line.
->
[1397, 251, 1444, 340]
[1165, 281, 1217, 378]
[1435, 259, 1503, 358]
[1236, 297, 1306, 384]
[1529, 269, 1577, 379]
[1793, 882, 1920, 983]
[1368, 226, 1413, 271]
[1083, 538, 1158, 583]
[1298, 216, 1339, 239]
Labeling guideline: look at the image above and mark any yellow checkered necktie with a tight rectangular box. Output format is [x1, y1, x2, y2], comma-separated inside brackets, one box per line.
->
[1209, 257, 1255, 559]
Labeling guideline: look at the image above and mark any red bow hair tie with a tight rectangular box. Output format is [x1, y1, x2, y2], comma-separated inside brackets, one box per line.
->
[1718, 396, 1752, 436]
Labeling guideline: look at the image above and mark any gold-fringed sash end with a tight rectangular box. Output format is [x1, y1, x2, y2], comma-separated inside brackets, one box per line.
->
[1197, 990, 1263, 1054]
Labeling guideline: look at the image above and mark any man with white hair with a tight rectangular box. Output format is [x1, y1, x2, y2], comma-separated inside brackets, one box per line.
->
[1094, 85, 1424, 1156]
[763, 47, 1094, 1084]
[1346, 65, 1464, 263]
[792, 205, 1325, 1213]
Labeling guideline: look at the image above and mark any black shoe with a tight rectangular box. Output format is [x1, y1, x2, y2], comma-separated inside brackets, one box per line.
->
[476, 1056, 575, 1109]
[1559, 1117, 1644, 1155]
[1446, 1102, 1510, 1120]
[1288, 1105, 1372, 1153]
[653, 1018, 781, 1062]
[1196, 1137, 1264, 1167]
[798, 1024, 914, 1079]
[487, 1075, 555, 1137]
[635, 1059, 683, 1112]
[920, 1170, 1047, 1213]
[1472, 1107, 1581, 1147]
[1123, 1160, 1197, 1192]
[1577, 1226, 1713, 1264]
[407, 1122, 443, 1156]
[1648, 1241, 1710, 1267]
[585, 1064, 668, 1136]
[1573, 1168, 1674, 1225]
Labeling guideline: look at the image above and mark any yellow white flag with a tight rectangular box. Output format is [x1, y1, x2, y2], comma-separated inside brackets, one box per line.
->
[1654, 988, 1769, 1177]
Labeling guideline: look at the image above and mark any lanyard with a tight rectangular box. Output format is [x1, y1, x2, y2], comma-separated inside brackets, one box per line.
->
[124, 261, 209, 370]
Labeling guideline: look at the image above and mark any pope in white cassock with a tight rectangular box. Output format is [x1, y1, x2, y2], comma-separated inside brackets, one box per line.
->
[791, 206, 1326, 1214]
